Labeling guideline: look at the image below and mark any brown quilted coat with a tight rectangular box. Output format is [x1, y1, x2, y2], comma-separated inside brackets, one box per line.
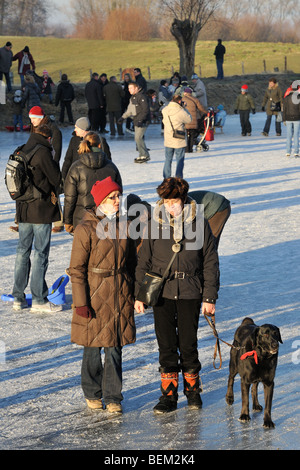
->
[68, 208, 137, 347]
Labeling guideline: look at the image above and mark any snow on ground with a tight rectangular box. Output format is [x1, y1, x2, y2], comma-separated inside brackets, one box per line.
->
[0, 113, 299, 452]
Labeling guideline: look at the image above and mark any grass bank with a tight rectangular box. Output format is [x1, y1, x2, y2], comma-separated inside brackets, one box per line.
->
[2, 36, 300, 83]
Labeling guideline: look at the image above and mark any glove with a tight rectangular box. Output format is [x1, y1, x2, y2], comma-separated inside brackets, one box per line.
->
[117, 117, 124, 124]
[65, 224, 74, 234]
[234, 109, 237, 114]
[76, 306, 92, 318]
[262, 106, 265, 112]
[252, 109, 256, 114]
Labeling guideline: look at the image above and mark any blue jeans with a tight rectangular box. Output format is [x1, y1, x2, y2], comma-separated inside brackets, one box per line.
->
[12, 223, 51, 304]
[13, 114, 23, 130]
[81, 346, 123, 404]
[263, 114, 281, 135]
[286, 121, 300, 154]
[134, 125, 150, 158]
[163, 147, 185, 178]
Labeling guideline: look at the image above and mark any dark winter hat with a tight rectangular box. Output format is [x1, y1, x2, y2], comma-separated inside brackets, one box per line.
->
[75, 117, 90, 131]
[61, 74, 68, 81]
[91, 177, 122, 207]
[184, 87, 193, 94]
[5, 41, 12, 47]
[23, 46, 29, 52]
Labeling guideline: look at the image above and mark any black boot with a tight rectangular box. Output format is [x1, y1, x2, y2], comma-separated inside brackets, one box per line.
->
[153, 372, 178, 414]
[183, 371, 202, 410]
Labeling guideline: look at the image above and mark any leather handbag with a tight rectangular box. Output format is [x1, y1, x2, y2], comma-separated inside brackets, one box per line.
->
[136, 249, 179, 306]
[168, 116, 186, 139]
[270, 100, 281, 112]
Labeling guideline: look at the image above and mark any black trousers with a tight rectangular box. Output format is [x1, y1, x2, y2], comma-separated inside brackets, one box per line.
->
[239, 110, 251, 135]
[59, 101, 74, 123]
[88, 108, 101, 131]
[153, 298, 202, 373]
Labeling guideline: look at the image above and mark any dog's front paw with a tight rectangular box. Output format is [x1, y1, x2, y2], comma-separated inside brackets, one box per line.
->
[253, 403, 263, 412]
[238, 413, 251, 423]
[225, 393, 234, 405]
[263, 418, 275, 429]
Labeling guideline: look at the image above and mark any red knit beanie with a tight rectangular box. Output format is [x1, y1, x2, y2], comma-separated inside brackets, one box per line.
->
[241, 85, 248, 92]
[29, 106, 44, 118]
[91, 177, 122, 207]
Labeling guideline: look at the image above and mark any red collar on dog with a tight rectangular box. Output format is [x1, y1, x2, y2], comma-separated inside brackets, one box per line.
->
[240, 350, 258, 364]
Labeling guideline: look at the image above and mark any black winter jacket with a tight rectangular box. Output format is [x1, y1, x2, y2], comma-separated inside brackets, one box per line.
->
[283, 90, 300, 122]
[55, 80, 75, 105]
[85, 78, 103, 109]
[135, 198, 219, 302]
[16, 133, 61, 224]
[61, 133, 111, 180]
[63, 149, 122, 227]
[123, 90, 150, 126]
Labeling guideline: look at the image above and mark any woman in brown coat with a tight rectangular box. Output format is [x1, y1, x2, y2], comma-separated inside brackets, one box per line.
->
[182, 87, 206, 152]
[261, 77, 283, 136]
[68, 176, 136, 414]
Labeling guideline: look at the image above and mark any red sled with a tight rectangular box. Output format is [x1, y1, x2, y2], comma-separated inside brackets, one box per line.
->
[205, 128, 214, 141]
[5, 125, 30, 132]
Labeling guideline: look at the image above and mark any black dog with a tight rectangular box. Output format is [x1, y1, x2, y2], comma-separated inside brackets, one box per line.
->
[225, 317, 282, 428]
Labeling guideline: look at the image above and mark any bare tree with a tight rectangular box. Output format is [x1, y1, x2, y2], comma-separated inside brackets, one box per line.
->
[162, 0, 220, 76]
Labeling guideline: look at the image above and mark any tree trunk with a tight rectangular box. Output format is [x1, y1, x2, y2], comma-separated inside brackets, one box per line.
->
[170, 18, 201, 77]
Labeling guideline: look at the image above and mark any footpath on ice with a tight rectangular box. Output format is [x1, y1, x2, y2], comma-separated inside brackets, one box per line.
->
[0, 113, 299, 451]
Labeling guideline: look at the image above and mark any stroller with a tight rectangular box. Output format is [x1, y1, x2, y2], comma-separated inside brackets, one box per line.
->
[186, 107, 215, 152]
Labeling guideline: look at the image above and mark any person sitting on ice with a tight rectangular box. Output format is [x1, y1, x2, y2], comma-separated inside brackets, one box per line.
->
[215, 104, 227, 131]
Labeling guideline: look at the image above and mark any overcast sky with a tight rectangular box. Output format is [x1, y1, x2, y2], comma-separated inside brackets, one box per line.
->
[48, 0, 73, 26]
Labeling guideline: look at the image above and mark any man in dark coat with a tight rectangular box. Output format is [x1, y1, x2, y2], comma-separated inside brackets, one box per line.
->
[0, 41, 13, 91]
[61, 117, 111, 181]
[214, 39, 226, 80]
[133, 68, 147, 92]
[85, 73, 104, 131]
[55, 73, 75, 124]
[12, 124, 62, 313]
[103, 76, 125, 136]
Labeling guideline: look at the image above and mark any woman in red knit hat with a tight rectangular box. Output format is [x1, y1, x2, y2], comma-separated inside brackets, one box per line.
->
[67, 177, 137, 414]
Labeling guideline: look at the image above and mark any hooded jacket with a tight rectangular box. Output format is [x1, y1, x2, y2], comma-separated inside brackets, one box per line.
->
[162, 101, 192, 148]
[63, 149, 122, 227]
[135, 197, 220, 302]
[68, 208, 136, 348]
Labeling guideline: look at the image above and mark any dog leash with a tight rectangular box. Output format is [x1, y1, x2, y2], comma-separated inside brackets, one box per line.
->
[203, 312, 242, 370]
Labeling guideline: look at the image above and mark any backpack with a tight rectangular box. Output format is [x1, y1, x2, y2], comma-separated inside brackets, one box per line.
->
[5, 144, 43, 202]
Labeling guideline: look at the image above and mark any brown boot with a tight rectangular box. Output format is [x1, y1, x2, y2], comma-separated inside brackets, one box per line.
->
[153, 371, 178, 414]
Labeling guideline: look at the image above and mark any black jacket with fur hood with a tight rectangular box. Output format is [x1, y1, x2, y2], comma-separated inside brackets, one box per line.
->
[135, 197, 220, 302]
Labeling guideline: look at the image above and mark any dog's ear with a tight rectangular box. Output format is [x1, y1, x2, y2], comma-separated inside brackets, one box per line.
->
[250, 327, 259, 346]
[276, 327, 283, 344]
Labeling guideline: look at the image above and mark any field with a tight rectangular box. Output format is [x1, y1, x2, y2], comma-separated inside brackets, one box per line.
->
[3, 36, 300, 83]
